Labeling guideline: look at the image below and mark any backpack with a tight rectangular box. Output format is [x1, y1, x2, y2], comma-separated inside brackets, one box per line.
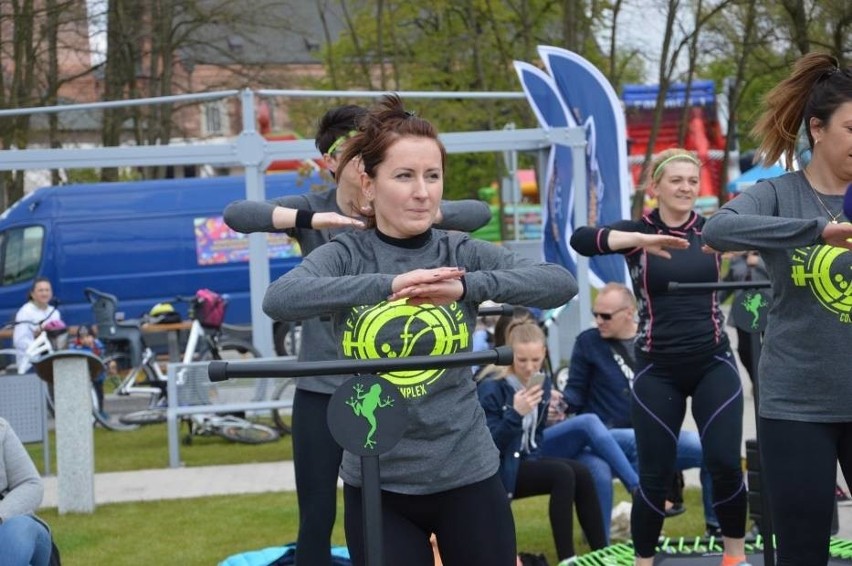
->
[194, 288, 226, 329]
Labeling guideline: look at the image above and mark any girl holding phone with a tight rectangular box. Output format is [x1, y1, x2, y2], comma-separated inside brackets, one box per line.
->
[478, 320, 639, 557]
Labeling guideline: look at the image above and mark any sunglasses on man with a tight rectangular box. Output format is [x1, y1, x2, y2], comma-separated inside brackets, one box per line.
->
[591, 307, 628, 321]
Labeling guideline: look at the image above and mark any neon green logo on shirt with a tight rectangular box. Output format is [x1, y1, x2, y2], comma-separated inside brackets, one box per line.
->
[342, 299, 469, 397]
[790, 244, 852, 322]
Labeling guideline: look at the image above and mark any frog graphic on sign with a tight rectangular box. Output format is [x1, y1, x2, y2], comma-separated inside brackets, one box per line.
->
[741, 291, 769, 330]
[346, 382, 395, 449]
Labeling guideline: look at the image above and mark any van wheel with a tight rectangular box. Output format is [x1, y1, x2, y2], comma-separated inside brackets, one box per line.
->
[274, 323, 301, 357]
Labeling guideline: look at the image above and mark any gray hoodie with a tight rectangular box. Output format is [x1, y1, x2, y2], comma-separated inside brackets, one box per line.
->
[263, 228, 577, 494]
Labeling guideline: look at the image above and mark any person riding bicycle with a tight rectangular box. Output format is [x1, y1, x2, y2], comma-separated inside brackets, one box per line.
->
[13, 278, 61, 373]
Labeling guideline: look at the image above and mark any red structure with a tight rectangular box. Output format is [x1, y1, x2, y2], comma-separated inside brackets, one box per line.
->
[257, 101, 323, 172]
[622, 81, 725, 197]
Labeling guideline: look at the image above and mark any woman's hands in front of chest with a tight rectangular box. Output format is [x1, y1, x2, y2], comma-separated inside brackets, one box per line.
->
[388, 267, 465, 305]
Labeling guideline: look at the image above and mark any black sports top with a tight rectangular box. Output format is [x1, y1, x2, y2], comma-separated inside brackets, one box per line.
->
[571, 210, 728, 358]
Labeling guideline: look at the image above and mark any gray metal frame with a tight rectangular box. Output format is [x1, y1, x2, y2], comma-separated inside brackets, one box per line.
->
[0, 374, 50, 474]
[0, 89, 591, 361]
[165, 358, 294, 468]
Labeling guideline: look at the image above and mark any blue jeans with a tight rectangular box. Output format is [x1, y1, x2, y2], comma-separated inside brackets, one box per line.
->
[579, 428, 719, 542]
[0, 515, 52, 566]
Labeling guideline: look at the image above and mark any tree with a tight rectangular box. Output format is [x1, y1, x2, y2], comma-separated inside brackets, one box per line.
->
[628, 0, 733, 219]
[304, 0, 636, 199]
[0, 0, 91, 207]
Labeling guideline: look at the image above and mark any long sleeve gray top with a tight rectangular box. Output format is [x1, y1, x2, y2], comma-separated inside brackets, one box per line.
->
[224, 188, 492, 394]
[0, 418, 44, 521]
[263, 228, 577, 494]
[703, 171, 852, 422]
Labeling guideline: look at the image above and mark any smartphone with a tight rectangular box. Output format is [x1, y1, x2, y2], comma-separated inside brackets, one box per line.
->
[527, 372, 546, 389]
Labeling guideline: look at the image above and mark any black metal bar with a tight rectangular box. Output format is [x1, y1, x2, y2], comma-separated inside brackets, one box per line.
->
[208, 345, 514, 382]
[668, 281, 771, 291]
[476, 304, 514, 317]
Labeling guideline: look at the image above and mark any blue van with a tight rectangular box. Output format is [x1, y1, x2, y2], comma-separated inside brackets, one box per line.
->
[0, 172, 325, 347]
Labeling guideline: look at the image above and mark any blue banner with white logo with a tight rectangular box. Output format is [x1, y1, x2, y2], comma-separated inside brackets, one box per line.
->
[516, 47, 631, 286]
[513, 61, 577, 275]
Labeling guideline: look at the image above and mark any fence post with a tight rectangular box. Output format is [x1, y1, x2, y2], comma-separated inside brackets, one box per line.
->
[34, 351, 103, 514]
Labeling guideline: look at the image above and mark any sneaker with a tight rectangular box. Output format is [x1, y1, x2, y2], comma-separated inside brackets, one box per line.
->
[665, 502, 686, 517]
[704, 523, 723, 539]
[836, 484, 851, 502]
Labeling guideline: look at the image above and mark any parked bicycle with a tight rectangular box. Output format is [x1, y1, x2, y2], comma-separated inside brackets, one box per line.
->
[84, 288, 278, 444]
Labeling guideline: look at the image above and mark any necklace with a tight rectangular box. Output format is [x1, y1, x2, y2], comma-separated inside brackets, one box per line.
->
[805, 171, 843, 223]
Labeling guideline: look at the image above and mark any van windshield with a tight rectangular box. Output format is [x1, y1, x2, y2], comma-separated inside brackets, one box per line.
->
[0, 226, 44, 286]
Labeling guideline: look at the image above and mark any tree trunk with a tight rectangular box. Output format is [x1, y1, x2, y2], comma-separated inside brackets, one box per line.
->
[719, 0, 758, 205]
[631, 0, 679, 219]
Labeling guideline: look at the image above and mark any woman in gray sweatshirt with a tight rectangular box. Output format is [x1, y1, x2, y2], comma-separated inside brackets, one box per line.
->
[263, 94, 577, 566]
[0, 417, 52, 566]
[224, 105, 490, 566]
[704, 52, 852, 566]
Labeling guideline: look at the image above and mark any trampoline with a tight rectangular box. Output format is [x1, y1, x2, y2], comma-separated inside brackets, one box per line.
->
[564, 537, 852, 565]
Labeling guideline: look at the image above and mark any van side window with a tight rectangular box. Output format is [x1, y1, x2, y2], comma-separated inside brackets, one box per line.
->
[0, 226, 44, 286]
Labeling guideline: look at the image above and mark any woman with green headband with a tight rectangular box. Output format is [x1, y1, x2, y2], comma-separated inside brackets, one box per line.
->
[571, 148, 749, 566]
[223, 104, 492, 566]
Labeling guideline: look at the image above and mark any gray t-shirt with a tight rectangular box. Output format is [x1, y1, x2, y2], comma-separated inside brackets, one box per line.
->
[263, 228, 577, 494]
[703, 170, 851, 422]
[224, 189, 491, 394]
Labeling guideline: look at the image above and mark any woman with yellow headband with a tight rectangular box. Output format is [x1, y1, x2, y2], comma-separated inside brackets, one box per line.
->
[571, 148, 749, 566]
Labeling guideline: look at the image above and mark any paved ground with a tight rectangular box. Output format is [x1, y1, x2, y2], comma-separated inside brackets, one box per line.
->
[40, 460, 299, 508]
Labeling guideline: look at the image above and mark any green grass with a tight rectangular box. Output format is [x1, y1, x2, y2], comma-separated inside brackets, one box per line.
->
[41, 491, 346, 566]
[28, 422, 708, 565]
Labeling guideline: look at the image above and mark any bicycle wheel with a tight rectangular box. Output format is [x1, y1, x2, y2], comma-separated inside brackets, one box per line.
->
[271, 378, 296, 434]
[91, 387, 139, 431]
[119, 407, 167, 425]
[101, 358, 162, 426]
[202, 339, 261, 361]
[214, 420, 280, 444]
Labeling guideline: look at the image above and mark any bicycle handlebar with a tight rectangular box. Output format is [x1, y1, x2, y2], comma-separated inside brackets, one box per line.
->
[207, 345, 514, 382]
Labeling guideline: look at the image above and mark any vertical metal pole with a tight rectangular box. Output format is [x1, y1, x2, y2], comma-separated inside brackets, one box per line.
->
[570, 129, 592, 342]
[751, 332, 775, 566]
[238, 89, 275, 360]
[361, 456, 383, 566]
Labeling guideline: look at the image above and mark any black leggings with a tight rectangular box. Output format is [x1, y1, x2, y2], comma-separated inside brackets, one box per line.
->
[630, 349, 747, 557]
[759, 417, 852, 566]
[292, 389, 343, 566]
[514, 458, 606, 559]
[343, 475, 516, 566]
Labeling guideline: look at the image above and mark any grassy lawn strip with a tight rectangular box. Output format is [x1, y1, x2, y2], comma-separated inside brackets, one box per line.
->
[42, 487, 707, 565]
[26, 420, 707, 564]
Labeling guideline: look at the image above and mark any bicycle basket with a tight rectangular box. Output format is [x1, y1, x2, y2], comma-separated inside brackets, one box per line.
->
[193, 288, 225, 329]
